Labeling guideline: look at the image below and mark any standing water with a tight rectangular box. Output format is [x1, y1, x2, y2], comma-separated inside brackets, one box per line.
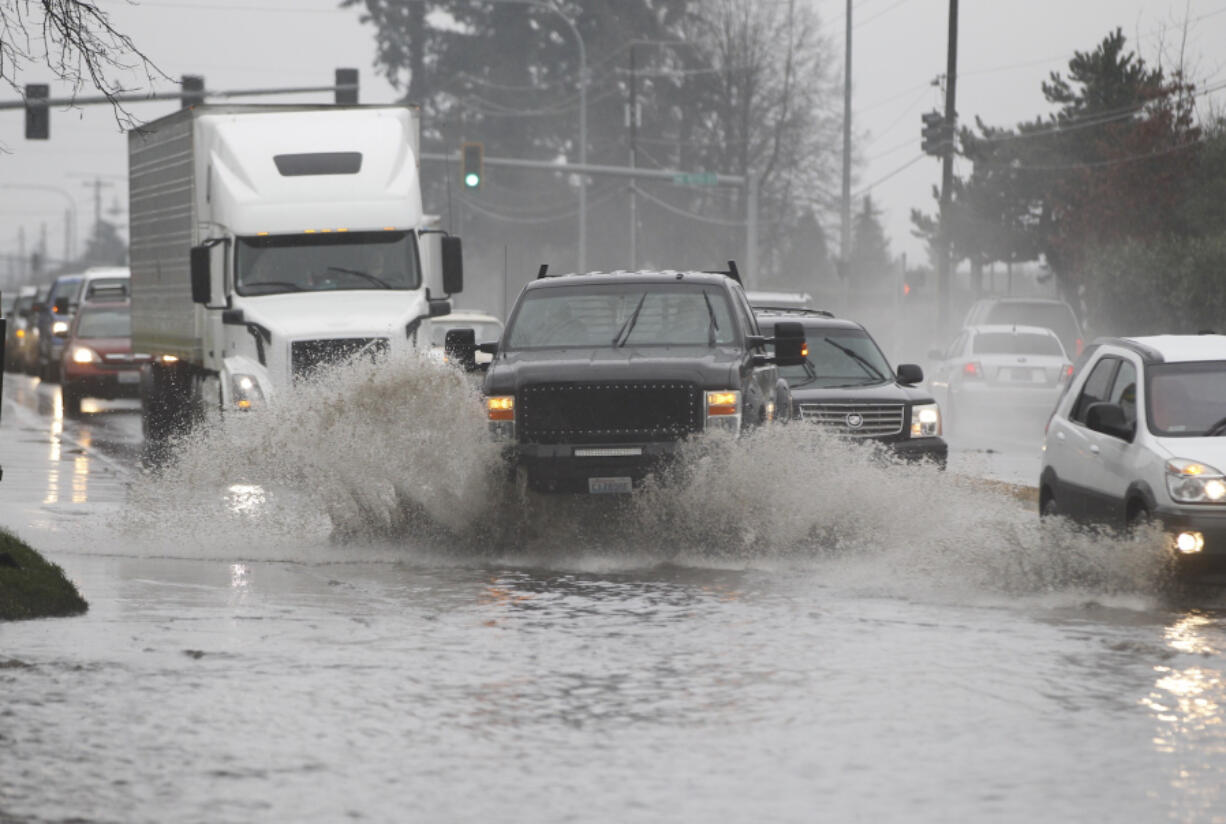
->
[2, 355, 1224, 823]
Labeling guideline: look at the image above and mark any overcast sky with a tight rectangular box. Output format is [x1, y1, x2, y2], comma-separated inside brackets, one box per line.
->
[2, 0, 1225, 276]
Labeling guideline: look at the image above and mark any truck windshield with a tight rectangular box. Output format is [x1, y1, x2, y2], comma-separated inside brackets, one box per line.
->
[504, 283, 737, 349]
[235, 231, 421, 296]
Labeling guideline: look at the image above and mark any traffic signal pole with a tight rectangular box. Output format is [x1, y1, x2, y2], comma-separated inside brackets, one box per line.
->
[937, 0, 958, 335]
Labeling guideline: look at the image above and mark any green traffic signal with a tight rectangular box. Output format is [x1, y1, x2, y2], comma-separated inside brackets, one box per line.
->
[462, 142, 483, 189]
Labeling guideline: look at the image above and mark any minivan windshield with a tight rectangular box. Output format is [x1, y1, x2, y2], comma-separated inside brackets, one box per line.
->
[1147, 361, 1226, 436]
[236, 231, 421, 296]
[504, 283, 736, 349]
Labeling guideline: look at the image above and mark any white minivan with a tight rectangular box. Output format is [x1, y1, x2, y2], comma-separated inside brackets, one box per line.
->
[1039, 334, 1226, 565]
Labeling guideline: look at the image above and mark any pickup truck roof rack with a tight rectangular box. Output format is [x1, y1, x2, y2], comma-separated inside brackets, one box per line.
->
[702, 260, 742, 285]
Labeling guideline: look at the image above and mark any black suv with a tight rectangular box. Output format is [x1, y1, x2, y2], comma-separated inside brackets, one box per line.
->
[450, 268, 805, 493]
[755, 307, 947, 467]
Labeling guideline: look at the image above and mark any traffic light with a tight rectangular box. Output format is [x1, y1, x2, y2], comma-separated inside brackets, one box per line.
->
[462, 142, 484, 189]
[335, 68, 359, 105]
[24, 84, 49, 140]
[180, 74, 205, 108]
[921, 110, 951, 156]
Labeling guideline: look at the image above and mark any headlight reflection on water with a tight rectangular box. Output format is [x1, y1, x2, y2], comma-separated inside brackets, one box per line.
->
[1143, 614, 1224, 768]
[225, 484, 267, 516]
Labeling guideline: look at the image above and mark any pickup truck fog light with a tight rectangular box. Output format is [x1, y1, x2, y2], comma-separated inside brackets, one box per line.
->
[1166, 459, 1226, 503]
[705, 390, 742, 433]
[231, 373, 265, 411]
[910, 403, 941, 437]
[486, 395, 515, 440]
[1175, 531, 1205, 554]
[71, 346, 100, 364]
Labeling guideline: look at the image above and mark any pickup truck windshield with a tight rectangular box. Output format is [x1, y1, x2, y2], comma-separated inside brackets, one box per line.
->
[236, 231, 421, 296]
[504, 283, 736, 349]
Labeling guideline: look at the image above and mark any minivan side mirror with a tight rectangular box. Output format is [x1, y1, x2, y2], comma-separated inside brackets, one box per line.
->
[897, 363, 924, 385]
[1084, 401, 1134, 441]
[54, 296, 69, 314]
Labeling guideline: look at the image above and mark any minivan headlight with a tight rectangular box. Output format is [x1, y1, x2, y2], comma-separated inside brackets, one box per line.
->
[911, 403, 941, 437]
[1166, 459, 1226, 503]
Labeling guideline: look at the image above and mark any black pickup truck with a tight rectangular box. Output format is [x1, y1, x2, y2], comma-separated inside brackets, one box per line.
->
[448, 268, 805, 493]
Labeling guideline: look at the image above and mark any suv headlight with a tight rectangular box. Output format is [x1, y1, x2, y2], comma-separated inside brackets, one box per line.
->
[51, 320, 70, 335]
[705, 390, 742, 433]
[910, 403, 941, 437]
[1166, 459, 1226, 503]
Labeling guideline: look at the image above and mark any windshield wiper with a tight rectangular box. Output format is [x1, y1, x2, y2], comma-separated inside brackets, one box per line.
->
[243, 281, 306, 294]
[612, 292, 649, 347]
[823, 337, 886, 381]
[326, 266, 392, 289]
[701, 292, 719, 347]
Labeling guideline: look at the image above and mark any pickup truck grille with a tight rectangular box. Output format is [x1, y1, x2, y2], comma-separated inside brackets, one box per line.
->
[797, 401, 905, 437]
[520, 382, 701, 444]
[292, 338, 388, 381]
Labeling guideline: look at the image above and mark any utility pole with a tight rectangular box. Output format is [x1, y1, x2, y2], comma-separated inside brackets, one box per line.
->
[628, 45, 639, 270]
[937, 0, 959, 334]
[840, 0, 853, 282]
[82, 176, 115, 249]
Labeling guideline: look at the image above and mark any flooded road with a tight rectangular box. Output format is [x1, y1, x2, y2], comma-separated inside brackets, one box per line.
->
[3, 366, 1226, 823]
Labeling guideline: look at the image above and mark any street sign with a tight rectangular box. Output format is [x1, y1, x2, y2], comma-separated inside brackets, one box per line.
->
[672, 171, 718, 186]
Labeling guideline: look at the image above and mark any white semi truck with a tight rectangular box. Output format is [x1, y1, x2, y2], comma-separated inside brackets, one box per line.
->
[128, 104, 462, 442]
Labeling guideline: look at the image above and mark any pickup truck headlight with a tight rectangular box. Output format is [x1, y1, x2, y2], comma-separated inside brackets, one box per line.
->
[231, 373, 265, 412]
[1166, 459, 1226, 503]
[910, 403, 941, 437]
[486, 395, 515, 440]
[705, 390, 742, 433]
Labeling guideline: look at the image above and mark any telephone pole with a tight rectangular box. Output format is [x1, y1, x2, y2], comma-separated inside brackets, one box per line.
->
[937, 0, 959, 334]
[840, 0, 853, 280]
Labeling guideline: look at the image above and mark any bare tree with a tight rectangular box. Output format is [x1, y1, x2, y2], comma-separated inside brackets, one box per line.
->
[1, 0, 161, 125]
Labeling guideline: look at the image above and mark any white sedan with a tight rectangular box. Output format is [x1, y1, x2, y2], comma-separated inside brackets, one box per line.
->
[928, 323, 1071, 439]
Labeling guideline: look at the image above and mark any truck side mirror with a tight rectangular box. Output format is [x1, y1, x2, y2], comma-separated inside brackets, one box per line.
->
[190, 245, 211, 305]
[771, 321, 806, 367]
[444, 327, 477, 371]
[441, 235, 463, 295]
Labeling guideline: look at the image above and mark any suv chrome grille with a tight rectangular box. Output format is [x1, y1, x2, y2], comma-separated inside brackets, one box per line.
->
[292, 338, 388, 380]
[797, 401, 905, 437]
[519, 382, 700, 444]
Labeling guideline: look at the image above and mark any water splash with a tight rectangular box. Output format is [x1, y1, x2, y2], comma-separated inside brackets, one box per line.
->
[116, 355, 1178, 597]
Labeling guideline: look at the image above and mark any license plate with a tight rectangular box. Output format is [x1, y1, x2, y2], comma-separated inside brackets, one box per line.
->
[1008, 367, 1038, 381]
[588, 476, 633, 494]
[117, 371, 140, 384]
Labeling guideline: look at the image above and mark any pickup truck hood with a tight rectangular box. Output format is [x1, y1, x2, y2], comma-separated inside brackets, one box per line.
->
[485, 346, 742, 394]
[238, 290, 427, 340]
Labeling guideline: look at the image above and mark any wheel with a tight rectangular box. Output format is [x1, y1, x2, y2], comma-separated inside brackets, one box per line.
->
[1040, 493, 1058, 518]
[61, 384, 82, 417]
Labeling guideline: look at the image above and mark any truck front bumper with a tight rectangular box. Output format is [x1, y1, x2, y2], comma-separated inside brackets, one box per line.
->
[512, 441, 684, 493]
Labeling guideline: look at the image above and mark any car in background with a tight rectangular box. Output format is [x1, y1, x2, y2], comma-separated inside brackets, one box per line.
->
[429, 310, 503, 366]
[929, 324, 1071, 437]
[961, 296, 1085, 358]
[1039, 334, 1226, 570]
[20, 284, 51, 375]
[4, 285, 39, 372]
[71, 266, 131, 305]
[34, 273, 85, 382]
[59, 299, 147, 417]
[756, 308, 947, 467]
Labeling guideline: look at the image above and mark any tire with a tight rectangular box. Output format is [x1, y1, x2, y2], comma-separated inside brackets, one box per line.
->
[1040, 493, 1058, 519]
[61, 384, 82, 418]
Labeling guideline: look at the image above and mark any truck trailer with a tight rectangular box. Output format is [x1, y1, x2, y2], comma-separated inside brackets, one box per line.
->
[128, 103, 462, 442]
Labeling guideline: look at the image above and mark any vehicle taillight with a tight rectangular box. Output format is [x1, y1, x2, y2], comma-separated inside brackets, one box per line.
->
[1075, 338, 1084, 355]
[962, 361, 982, 378]
[1058, 363, 1074, 383]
